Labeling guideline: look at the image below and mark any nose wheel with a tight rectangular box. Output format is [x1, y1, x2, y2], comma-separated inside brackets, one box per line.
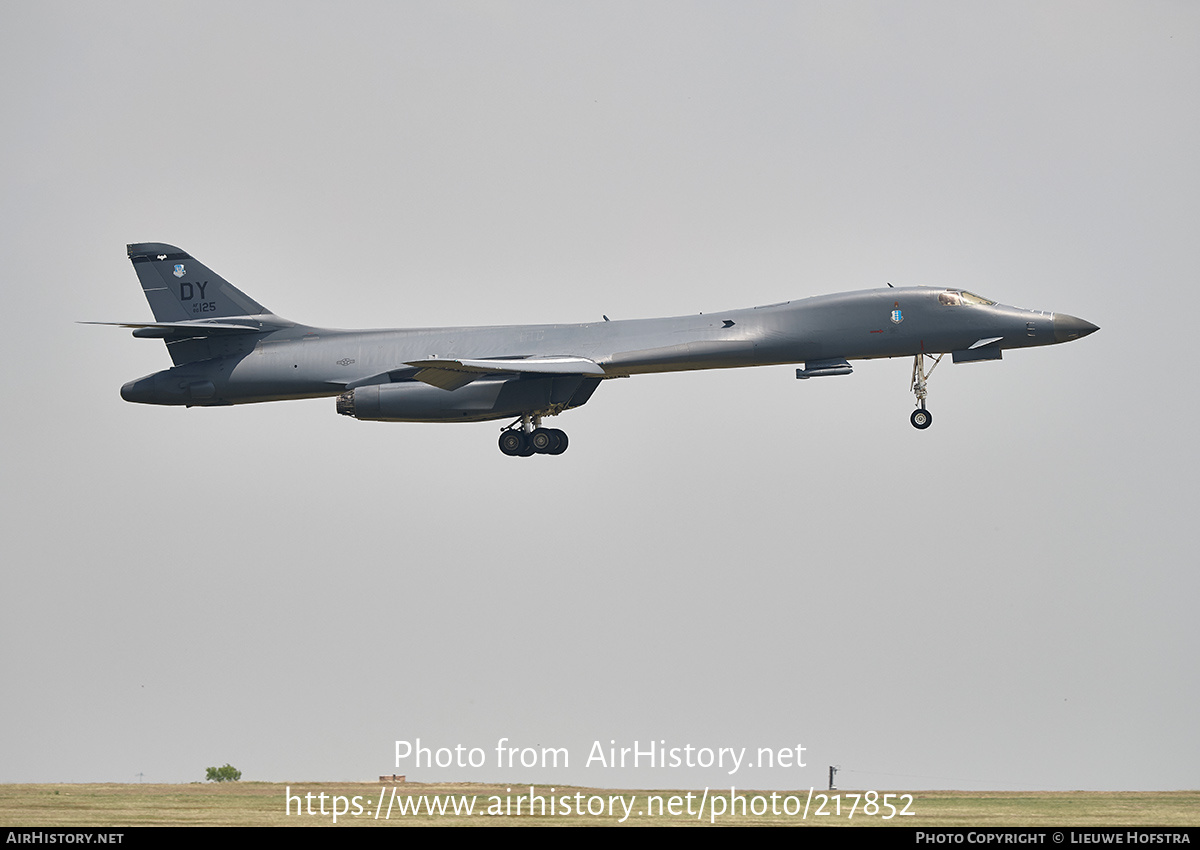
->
[909, 353, 942, 430]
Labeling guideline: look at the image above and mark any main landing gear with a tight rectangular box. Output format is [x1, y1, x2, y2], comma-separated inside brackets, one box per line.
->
[498, 413, 569, 457]
[909, 352, 942, 430]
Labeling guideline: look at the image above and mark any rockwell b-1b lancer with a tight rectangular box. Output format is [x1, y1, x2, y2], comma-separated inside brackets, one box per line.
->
[94, 243, 1098, 456]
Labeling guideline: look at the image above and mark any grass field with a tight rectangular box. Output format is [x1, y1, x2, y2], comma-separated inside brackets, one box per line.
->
[2, 783, 1197, 827]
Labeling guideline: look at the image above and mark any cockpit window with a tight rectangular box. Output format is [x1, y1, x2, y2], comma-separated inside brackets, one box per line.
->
[938, 289, 996, 307]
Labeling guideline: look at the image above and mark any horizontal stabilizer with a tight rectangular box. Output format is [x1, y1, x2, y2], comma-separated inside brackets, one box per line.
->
[80, 318, 288, 339]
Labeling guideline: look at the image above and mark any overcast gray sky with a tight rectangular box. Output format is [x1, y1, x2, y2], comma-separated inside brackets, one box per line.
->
[1, 1, 1196, 797]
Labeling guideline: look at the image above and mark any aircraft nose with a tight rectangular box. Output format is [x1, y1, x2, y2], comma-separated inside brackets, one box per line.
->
[1053, 313, 1099, 343]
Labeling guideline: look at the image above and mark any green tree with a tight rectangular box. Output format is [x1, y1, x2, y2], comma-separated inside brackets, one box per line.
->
[205, 764, 242, 782]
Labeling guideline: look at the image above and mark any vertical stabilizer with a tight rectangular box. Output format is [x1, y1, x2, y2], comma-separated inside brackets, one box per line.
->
[126, 243, 270, 322]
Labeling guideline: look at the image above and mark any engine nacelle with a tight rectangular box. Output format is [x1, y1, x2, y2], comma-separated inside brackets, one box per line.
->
[336, 376, 601, 423]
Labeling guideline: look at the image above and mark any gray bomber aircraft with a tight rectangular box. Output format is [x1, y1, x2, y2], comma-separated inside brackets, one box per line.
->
[95, 242, 1098, 456]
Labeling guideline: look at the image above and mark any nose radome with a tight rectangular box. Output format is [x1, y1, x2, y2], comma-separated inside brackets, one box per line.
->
[1053, 314, 1099, 343]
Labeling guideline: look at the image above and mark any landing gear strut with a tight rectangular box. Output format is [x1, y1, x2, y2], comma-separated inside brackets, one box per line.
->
[498, 413, 569, 457]
[909, 352, 942, 430]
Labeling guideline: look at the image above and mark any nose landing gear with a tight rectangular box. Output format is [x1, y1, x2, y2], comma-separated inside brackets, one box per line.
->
[909, 352, 942, 430]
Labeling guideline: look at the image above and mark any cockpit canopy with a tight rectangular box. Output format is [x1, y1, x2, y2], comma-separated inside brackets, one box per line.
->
[938, 290, 996, 307]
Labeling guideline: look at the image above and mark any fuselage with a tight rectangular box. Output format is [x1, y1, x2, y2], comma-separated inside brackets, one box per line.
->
[119, 286, 1092, 411]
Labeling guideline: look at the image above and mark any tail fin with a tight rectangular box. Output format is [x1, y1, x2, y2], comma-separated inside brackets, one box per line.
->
[127, 243, 270, 321]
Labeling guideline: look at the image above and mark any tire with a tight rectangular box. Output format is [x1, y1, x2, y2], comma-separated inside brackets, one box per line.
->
[547, 429, 568, 455]
[499, 430, 527, 455]
[910, 409, 933, 430]
[530, 428, 555, 453]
